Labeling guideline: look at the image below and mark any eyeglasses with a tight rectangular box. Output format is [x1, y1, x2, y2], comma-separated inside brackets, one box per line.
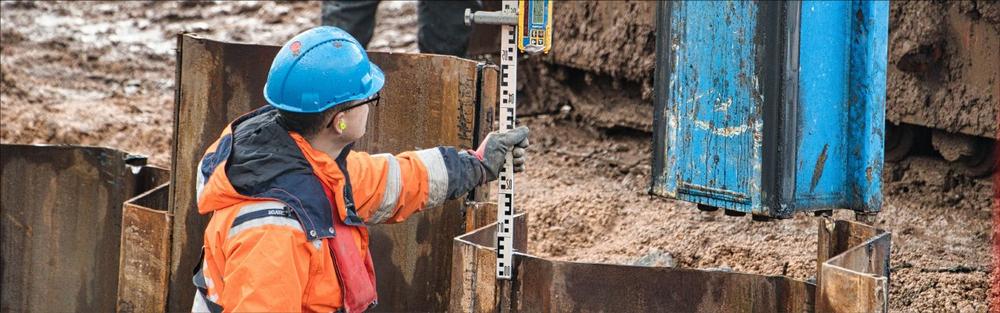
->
[343, 93, 380, 110]
[327, 93, 380, 129]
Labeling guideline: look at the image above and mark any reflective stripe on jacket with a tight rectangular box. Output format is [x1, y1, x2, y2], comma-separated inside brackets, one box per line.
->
[191, 106, 475, 312]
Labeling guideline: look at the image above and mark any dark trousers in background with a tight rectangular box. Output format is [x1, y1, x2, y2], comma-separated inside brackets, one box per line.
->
[321, 0, 480, 57]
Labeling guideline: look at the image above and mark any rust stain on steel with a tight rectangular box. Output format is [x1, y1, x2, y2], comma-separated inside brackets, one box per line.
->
[168, 34, 280, 312]
[172, 34, 493, 312]
[454, 208, 892, 312]
[1, 144, 167, 313]
[519, 257, 814, 312]
[465, 201, 499, 232]
[117, 184, 172, 313]
[810, 143, 829, 193]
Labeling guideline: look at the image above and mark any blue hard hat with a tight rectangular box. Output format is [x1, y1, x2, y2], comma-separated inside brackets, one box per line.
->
[264, 26, 385, 113]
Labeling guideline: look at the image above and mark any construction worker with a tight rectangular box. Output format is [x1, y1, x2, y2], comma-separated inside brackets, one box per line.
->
[321, 0, 478, 57]
[190, 26, 528, 312]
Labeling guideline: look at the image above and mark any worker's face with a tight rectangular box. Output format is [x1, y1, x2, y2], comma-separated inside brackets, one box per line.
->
[320, 93, 378, 145]
[338, 102, 369, 141]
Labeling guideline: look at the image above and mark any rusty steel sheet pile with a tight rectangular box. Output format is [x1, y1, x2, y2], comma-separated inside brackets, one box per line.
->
[167, 34, 495, 312]
[452, 204, 891, 312]
[1, 144, 167, 313]
[116, 182, 171, 313]
[816, 219, 892, 313]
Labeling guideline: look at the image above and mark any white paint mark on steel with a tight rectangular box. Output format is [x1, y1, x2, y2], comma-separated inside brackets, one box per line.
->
[714, 97, 733, 112]
[693, 120, 750, 137]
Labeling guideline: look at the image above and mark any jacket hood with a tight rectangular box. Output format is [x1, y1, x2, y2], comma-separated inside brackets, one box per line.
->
[196, 106, 362, 240]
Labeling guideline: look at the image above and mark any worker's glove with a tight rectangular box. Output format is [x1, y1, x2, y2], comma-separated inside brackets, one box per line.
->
[474, 126, 530, 183]
[441, 127, 530, 200]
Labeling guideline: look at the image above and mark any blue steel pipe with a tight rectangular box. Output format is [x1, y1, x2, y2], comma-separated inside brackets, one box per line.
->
[651, 1, 890, 218]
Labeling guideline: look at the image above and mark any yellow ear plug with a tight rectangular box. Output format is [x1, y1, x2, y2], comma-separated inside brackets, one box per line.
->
[338, 120, 348, 130]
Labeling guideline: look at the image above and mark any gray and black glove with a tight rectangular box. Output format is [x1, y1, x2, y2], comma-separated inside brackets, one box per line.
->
[474, 126, 530, 182]
[439, 126, 530, 200]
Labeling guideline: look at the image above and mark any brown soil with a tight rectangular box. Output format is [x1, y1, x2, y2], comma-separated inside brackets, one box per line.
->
[0, 1, 416, 166]
[517, 115, 993, 313]
[886, 1, 999, 138]
[541, 1, 657, 85]
[515, 1, 657, 131]
[1, 1, 993, 312]
[1, 1, 320, 166]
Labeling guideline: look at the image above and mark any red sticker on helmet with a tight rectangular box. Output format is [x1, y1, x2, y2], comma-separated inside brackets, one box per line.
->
[291, 41, 302, 56]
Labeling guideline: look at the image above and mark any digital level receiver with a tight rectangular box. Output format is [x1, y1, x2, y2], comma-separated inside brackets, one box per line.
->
[518, 0, 553, 54]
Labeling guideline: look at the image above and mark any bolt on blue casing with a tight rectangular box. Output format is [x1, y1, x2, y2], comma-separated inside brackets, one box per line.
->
[650, 1, 889, 218]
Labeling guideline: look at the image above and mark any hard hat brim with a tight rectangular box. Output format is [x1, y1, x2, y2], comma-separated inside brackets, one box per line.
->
[364, 61, 385, 102]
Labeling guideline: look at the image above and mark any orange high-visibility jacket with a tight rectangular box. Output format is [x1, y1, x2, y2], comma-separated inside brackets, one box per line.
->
[191, 106, 483, 312]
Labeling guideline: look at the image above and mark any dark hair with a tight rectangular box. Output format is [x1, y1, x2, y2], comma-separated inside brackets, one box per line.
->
[276, 107, 339, 138]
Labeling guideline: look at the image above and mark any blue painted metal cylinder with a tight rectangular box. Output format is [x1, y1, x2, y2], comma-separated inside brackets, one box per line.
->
[651, 1, 889, 218]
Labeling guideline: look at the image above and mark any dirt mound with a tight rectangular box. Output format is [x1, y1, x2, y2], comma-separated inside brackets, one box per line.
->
[887, 0, 998, 138]
[518, 60, 653, 132]
[543, 1, 657, 84]
[516, 1, 657, 131]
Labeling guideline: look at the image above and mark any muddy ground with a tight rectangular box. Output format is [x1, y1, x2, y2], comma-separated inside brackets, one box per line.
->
[0, 1, 417, 165]
[0, 1, 993, 312]
[518, 115, 993, 313]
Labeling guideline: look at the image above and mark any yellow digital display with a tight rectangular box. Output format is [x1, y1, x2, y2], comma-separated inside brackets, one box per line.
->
[518, 0, 553, 54]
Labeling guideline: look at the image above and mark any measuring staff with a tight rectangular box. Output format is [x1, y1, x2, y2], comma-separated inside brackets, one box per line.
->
[466, 0, 553, 281]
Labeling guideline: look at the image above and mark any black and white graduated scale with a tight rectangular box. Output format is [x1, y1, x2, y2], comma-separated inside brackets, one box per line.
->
[494, 0, 518, 280]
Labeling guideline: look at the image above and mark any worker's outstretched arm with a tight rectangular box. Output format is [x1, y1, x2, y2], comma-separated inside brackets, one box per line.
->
[349, 127, 529, 224]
